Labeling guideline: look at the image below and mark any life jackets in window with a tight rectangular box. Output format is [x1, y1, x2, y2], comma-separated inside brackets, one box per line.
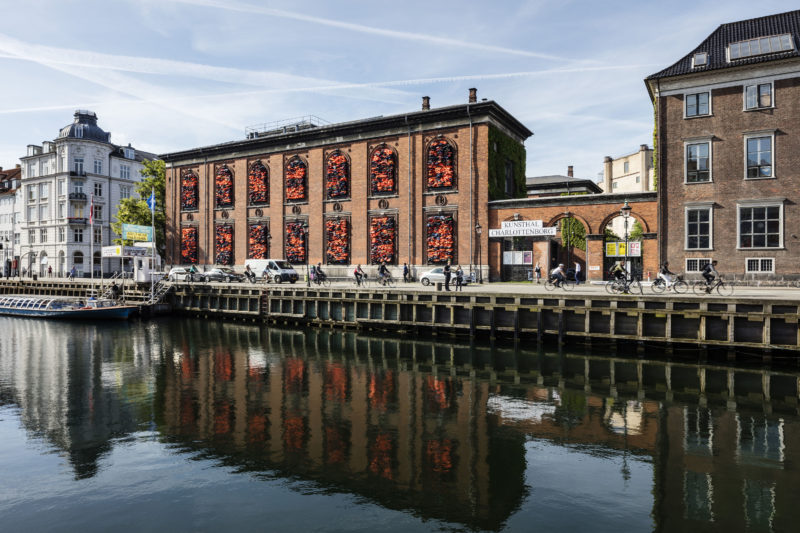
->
[215, 225, 234, 265]
[215, 166, 234, 208]
[285, 222, 306, 263]
[181, 171, 199, 210]
[370, 147, 396, 194]
[369, 216, 395, 264]
[427, 139, 455, 188]
[286, 158, 307, 201]
[248, 161, 269, 204]
[426, 214, 455, 264]
[181, 226, 198, 264]
[325, 219, 349, 264]
[326, 152, 349, 199]
[248, 223, 268, 259]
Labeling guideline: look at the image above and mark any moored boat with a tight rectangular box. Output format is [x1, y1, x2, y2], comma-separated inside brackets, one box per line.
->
[0, 296, 137, 320]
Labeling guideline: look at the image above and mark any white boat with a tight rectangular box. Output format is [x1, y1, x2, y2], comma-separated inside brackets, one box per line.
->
[0, 296, 137, 320]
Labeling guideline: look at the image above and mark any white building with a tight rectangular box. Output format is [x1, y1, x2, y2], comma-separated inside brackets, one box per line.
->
[0, 165, 21, 277]
[600, 144, 655, 194]
[17, 110, 154, 277]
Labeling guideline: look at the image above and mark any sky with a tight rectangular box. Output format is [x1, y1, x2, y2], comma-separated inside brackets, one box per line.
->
[0, 0, 796, 180]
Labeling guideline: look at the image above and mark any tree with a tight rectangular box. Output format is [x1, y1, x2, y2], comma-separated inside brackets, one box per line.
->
[629, 220, 644, 241]
[111, 159, 166, 256]
[560, 217, 586, 251]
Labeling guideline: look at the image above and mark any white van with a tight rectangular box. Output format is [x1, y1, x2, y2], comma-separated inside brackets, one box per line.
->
[244, 259, 299, 283]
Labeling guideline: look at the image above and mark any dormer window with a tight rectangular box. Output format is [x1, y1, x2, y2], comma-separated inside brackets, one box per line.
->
[692, 52, 708, 67]
[729, 34, 794, 60]
[124, 147, 134, 159]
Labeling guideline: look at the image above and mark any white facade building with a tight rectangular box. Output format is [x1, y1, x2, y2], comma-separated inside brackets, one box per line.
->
[0, 166, 21, 277]
[17, 110, 154, 277]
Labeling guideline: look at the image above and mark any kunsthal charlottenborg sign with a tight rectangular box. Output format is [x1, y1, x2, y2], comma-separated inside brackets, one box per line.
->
[488, 220, 557, 237]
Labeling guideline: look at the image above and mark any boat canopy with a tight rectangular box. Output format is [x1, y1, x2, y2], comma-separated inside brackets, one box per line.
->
[0, 296, 76, 311]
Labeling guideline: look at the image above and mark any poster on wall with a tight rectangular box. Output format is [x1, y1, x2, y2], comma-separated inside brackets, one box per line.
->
[523, 251, 533, 264]
[503, 251, 514, 264]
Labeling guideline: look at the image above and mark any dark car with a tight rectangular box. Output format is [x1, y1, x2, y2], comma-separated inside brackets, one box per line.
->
[203, 267, 245, 283]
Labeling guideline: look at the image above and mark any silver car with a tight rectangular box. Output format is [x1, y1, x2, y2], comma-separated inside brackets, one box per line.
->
[167, 267, 199, 282]
[419, 267, 470, 286]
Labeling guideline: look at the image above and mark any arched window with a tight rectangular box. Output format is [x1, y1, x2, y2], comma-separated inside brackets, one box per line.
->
[369, 215, 396, 264]
[325, 218, 349, 264]
[426, 214, 456, 264]
[426, 139, 456, 189]
[181, 226, 198, 264]
[248, 161, 269, 205]
[215, 225, 234, 266]
[181, 170, 199, 210]
[215, 165, 234, 208]
[73, 251, 84, 274]
[285, 157, 307, 201]
[248, 223, 268, 259]
[285, 221, 306, 263]
[370, 146, 396, 194]
[326, 151, 349, 199]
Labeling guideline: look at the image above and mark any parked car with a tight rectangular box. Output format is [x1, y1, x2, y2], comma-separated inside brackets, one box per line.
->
[246, 259, 299, 284]
[167, 267, 199, 282]
[203, 267, 245, 283]
[419, 267, 470, 286]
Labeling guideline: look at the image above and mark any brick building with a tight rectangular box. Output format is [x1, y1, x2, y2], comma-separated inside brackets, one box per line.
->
[647, 10, 800, 281]
[160, 90, 532, 279]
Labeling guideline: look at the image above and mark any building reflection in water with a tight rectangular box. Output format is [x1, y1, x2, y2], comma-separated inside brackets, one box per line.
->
[1, 316, 799, 531]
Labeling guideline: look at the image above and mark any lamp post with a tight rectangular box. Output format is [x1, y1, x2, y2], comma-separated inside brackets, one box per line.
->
[475, 222, 483, 284]
[620, 200, 632, 278]
[302, 220, 310, 288]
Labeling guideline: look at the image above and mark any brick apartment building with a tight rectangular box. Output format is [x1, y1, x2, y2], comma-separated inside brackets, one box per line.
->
[160, 90, 532, 279]
[647, 10, 800, 281]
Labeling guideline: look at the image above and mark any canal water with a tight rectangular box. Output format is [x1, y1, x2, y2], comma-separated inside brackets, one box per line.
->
[0, 317, 798, 532]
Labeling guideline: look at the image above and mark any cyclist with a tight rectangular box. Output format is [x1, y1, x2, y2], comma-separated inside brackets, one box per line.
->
[378, 262, 390, 285]
[354, 264, 365, 286]
[244, 264, 256, 283]
[610, 261, 627, 281]
[189, 264, 198, 282]
[701, 260, 718, 290]
[314, 263, 327, 284]
[658, 261, 675, 289]
[261, 264, 270, 282]
[550, 263, 566, 288]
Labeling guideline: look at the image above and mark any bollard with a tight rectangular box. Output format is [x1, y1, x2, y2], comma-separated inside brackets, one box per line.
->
[436, 282, 443, 291]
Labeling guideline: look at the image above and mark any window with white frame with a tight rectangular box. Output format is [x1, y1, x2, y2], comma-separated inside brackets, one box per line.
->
[686, 258, 711, 272]
[28, 163, 37, 178]
[27, 185, 35, 202]
[40, 228, 47, 243]
[94, 182, 103, 197]
[730, 34, 794, 60]
[120, 165, 130, 179]
[746, 258, 774, 273]
[39, 183, 48, 200]
[94, 160, 102, 174]
[14, 233, 19, 245]
[58, 227, 65, 242]
[692, 52, 708, 67]
[686, 92, 710, 117]
[745, 83, 772, 109]
[623, 161, 630, 173]
[686, 208, 711, 249]
[93, 205, 102, 221]
[73, 228, 83, 243]
[739, 204, 781, 248]
[686, 142, 710, 182]
[58, 202, 65, 218]
[28, 229, 35, 244]
[27, 206, 35, 221]
[93, 227, 102, 244]
[74, 157, 84, 174]
[73, 181, 83, 194]
[39, 205, 48, 221]
[120, 185, 131, 199]
[58, 179, 65, 196]
[745, 135, 772, 178]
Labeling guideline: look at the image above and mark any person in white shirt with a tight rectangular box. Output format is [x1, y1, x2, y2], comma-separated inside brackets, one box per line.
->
[550, 264, 565, 287]
[574, 261, 582, 285]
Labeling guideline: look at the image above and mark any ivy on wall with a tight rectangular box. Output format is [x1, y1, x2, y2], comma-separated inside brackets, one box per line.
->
[652, 99, 658, 189]
[487, 125, 526, 200]
[560, 217, 586, 251]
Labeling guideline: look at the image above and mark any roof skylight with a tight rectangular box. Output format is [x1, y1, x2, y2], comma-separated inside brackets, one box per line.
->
[692, 52, 708, 67]
[729, 34, 794, 60]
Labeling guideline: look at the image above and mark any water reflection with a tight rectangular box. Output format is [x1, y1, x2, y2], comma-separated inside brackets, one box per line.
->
[0, 317, 798, 531]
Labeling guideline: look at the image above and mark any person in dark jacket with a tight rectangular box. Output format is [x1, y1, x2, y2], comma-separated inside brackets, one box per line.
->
[455, 265, 464, 291]
[443, 261, 451, 291]
[402, 263, 410, 283]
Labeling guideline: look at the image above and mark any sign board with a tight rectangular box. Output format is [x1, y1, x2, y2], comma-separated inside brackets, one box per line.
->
[589, 265, 601, 271]
[122, 224, 153, 242]
[102, 245, 149, 258]
[500, 220, 543, 229]
[605, 241, 642, 257]
[523, 251, 533, 265]
[489, 227, 557, 237]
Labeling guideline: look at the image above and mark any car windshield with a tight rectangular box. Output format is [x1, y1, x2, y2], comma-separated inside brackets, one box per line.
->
[274, 261, 292, 270]
[430, 268, 443, 273]
[218, 268, 235, 274]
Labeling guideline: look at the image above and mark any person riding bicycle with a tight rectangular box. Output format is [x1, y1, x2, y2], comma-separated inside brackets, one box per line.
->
[378, 262, 390, 285]
[314, 263, 327, 284]
[610, 261, 627, 281]
[244, 264, 256, 283]
[261, 265, 270, 282]
[658, 261, 675, 289]
[550, 264, 566, 288]
[354, 264, 365, 286]
[701, 260, 718, 290]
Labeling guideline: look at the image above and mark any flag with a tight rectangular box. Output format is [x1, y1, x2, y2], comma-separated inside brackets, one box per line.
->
[89, 194, 94, 225]
[146, 189, 156, 212]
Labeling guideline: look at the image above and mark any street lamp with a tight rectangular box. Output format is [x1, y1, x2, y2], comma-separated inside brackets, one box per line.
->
[301, 220, 310, 288]
[620, 200, 632, 279]
[475, 222, 483, 284]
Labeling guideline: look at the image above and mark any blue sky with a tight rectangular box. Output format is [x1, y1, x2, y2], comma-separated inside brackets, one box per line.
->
[0, 0, 795, 179]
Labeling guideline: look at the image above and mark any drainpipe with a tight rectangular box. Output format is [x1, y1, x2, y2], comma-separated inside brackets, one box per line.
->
[467, 103, 473, 278]
[405, 114, 412, 267]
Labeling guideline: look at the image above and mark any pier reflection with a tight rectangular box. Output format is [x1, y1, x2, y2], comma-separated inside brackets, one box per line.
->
[1, 317, 799, 531]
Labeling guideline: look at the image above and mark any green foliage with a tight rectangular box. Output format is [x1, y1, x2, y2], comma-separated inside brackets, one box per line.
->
[111, 159, 166, 256]
[604, 227, 621, 241]
[488, 125, 527, 200]
[652, 99, 658, 189]
[629, 220, 644, 241]
[560, 217, 586, 251]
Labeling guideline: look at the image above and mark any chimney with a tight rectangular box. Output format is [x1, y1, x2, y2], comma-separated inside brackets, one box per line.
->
[567, 166, 574, 178]
[422, 96, 430, 110]
[16, 164, 21, 168]
[468, 88, 477, 103]
[640, 144, 649, 152]
[603, 156, 613, 193]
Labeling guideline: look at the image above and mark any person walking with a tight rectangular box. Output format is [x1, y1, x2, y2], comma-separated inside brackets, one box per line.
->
[47, 265, 53, 278]
[455, 265, 464, 291]
[244, 264, 255, 283]
[402, 263, 410, 283]
[574, 261, 581, 285]
[68, 266, 76, 281]
[354, 264, 365, 286]
[534, 262, 541, 283]
[443, 260, 452, 291]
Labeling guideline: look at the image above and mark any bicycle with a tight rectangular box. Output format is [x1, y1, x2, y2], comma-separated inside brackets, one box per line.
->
[312, 275, 331, 288]
[651, 274, 688, 294]
[352, 274, 370, 289]
[605, 276, 643, 295]
[692, 276, 733, 296]
[378, 274, 395, 288]
[544, 276, 575, 291]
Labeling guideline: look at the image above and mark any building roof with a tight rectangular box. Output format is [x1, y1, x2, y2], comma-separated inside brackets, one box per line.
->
[0, 166, 21, 194]
[647, 10, 800, 81]
[57, 110, 111, 143]
[160, 100, 533, 163]
[526, 174, 602, 194]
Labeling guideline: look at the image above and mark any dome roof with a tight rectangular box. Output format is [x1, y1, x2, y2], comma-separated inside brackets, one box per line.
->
[57, 110, 110, 143]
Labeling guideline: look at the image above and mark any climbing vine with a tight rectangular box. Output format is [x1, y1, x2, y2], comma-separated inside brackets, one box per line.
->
[487, 125, 526, 200]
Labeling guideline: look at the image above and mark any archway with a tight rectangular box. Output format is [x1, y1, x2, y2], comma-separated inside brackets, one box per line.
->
[39, 252, 48, 277]
[58, 251, 65, 277]
[73, 251, 84, 276]
[602, 213, 643, 280]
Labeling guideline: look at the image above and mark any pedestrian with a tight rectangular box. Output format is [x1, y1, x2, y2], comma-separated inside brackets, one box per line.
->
[111, 281, 120, 300]
[403, 262, 410, 283]
[68, 266, 76, 281]
[244, 264, 255, 283]
[47, 265, 52, 278]
[443, 260, 451, 291]
[574, 261, 581, 285]
[455, 265, 464, 291]
[534, 262, 541, 283]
